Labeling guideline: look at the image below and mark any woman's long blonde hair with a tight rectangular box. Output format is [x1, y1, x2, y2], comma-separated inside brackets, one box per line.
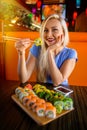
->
[37, 14, 69, 82]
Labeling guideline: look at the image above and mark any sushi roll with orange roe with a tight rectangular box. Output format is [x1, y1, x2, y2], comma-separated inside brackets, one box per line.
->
[31, 102, 42, 112]
[36, 104, 46, 117]
[45, 106, 56, 118]
[36, 98, 45, 104]
[26, 96, 37, 108]
[45, 102, 53, 107]
[22, 95, 32, 106]
[31, 98, 45, 112]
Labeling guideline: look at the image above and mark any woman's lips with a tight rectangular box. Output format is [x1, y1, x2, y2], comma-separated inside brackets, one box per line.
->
[47, 39, 55, 44]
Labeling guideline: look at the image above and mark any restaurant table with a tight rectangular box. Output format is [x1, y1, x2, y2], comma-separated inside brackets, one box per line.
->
[0, 79, 87, 130]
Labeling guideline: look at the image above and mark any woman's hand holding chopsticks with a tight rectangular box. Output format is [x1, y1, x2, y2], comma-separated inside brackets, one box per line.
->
[15, 38, 31, 53]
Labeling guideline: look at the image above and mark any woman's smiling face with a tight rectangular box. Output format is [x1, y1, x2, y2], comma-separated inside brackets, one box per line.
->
[44, 18, 64, 46]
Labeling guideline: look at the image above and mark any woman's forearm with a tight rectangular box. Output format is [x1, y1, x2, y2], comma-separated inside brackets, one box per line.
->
[17, 50, 28, 83]
[48, 51, 63, 86]
[15, 38, 32, 83]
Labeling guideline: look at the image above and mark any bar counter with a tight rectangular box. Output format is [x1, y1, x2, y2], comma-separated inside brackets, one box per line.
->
[0, 79, 87, 130]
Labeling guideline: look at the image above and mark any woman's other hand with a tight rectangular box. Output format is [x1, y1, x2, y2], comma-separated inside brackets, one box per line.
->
[47, 35, 64, 56]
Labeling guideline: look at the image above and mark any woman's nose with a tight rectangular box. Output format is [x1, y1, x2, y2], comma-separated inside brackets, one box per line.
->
[46, 30, 53, 37]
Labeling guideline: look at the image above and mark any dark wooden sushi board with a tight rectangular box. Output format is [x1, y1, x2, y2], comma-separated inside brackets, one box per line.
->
[11, 94, 74, 126]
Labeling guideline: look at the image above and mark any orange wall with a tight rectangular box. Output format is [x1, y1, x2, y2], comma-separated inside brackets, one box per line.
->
[4, 32, 87, 86]
[68, 42, 87, 86]
[68, 32, 87, 86]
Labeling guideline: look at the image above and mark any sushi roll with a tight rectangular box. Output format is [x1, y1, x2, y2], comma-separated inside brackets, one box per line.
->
[31, 97, 45, 111]
[54, 100, 64, 114]
[45, 106, 56, 118]
[36, 98, 45, 104]
[18, 91, 29, 102]
[36, 104, 46, 117]
[22, 95, 32, 106]
[24, 87, 35, 95]
[29, 90, 36, 96]
[26, 96, 37, 108]
[15, 87, 23, 97]
[24, 87, 30, 93]
[63, 97, 73, 110]
[24, 83, 33, 90]
[31, 102, 42, 112]
[45, 102, 53, 107]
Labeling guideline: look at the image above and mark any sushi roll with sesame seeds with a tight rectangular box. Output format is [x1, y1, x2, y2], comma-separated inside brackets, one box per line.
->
[63, 97, 73, 110]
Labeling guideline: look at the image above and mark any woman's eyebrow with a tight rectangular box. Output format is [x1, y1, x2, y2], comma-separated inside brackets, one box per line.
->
[45, 26, 58, 29]
[51, 26, 58, 28]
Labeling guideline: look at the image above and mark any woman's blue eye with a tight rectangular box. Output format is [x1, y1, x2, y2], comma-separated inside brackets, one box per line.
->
[44, 28, 58, 33]
[44, 29, 48, 32]
[53, 29, 58, 32]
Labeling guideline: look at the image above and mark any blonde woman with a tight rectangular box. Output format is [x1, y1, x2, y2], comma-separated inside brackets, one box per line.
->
[15, 14, 78, 86]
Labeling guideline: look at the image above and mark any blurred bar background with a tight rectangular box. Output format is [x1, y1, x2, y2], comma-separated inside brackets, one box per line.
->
[0, 0, 87, 86]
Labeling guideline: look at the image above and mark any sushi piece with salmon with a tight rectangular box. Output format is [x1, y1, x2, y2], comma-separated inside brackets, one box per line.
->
[36, 98, 45, 104]
[31, 102, 42, 112]
[45, 102, 53, 107]
[26, 96, 37, 108]
[22, 95, 32, 106]
[36, 104, 46, 117]
[31, 98, 45, 112]
[24, 83, 33, 90]
[45, 106, 56, 118]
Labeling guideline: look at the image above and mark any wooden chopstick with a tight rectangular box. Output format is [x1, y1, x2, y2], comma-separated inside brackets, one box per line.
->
[2, 36, 42, 46]
[2, 35, 34, 42]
